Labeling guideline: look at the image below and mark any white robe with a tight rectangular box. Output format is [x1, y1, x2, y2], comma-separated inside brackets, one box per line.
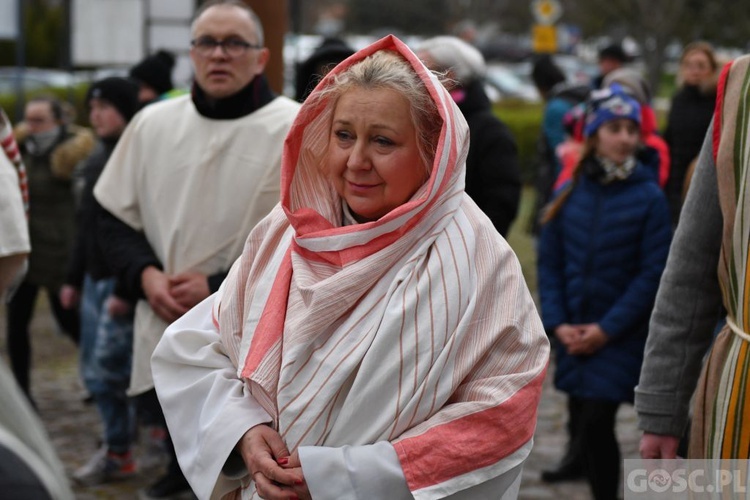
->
[94, 93, 300, 394]
[0, 143, 71, 499]
[154, 297, 527, 500]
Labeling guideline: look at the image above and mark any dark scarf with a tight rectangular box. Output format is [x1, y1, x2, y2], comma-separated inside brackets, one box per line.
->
[191, 74, 276, 120]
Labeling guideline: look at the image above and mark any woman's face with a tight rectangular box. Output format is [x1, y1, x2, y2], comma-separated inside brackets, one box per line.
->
[680, 50, 714, 87]
[328, 86, 427, 223]
[595, 118, 639, 164]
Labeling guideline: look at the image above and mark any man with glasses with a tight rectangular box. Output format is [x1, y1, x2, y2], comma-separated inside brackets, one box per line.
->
[93, 1, 299, 498]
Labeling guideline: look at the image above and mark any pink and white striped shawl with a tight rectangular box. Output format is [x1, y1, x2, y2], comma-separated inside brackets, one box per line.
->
[0, 108, 28, 215]
[214, 35, 549, 499]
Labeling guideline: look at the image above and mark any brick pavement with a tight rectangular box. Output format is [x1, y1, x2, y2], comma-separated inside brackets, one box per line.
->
[1, 300, 642, 499]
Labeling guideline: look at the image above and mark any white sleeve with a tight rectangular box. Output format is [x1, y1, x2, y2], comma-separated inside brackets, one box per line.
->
[151, 296, 272, 500]
[298, 442, 523, 500]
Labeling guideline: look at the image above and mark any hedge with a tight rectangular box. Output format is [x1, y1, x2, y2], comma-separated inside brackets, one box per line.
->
[494, 101, 543, 183]
[0, 82, 90, 126]
[0, 86, 546, 181]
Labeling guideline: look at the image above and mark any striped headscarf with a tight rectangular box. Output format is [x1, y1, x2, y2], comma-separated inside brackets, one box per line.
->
[215, 35, 548, 498]
[0, 108, 28, 215]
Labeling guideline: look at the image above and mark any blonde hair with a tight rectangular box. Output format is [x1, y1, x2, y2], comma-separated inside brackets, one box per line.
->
[311, 50, 443, 174]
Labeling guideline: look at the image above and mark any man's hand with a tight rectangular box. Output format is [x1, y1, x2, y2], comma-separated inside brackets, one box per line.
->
[169, 271, 210, 309]
[640, 432, 680, 459]
[59, 285, 80, 310]
[141, 266, 188, 322]
[237, 425, 305, 500]
[106, 295, 132, 318]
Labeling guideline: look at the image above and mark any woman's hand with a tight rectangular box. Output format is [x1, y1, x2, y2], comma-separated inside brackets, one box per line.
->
[567, 323, 608, 355]
[278, 451, 310, 499]
[238, 424, 305, 499]
[554, 323, 581, 348]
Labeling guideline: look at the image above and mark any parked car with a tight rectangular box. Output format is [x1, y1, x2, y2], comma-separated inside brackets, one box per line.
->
[0, 67, 84, 94]
[484, 63, 540, 103]
[0, 67, 90, 123]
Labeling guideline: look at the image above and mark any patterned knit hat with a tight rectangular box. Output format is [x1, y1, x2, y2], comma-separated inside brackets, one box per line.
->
[583, 84, 641, 138]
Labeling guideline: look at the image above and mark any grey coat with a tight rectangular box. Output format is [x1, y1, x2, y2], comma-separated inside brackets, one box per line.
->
[634, 123, 724, 436]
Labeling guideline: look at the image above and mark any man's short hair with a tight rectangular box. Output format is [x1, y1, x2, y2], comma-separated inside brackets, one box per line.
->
[598, 44, 629, 63]
[191, 0, 265, 46]
[27, 96, 63, 122]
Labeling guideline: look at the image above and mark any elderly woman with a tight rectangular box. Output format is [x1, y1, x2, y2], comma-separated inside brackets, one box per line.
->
[416, 36, 521, 236]
[152, 36, 549, 500]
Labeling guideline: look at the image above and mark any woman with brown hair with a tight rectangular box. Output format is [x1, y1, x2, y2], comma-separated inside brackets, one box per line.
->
[663, 41, 718, 225]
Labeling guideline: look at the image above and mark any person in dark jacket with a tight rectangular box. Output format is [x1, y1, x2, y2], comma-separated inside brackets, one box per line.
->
[529, 55, 589, 235]
[58, 77, 140, 486]
[294, 37, 354, 102]
[417, 35, 521, 236]
[537, 85, 672, 500]
[129, 50, 176, 106]
[663, 41, 718, 226]
[7, 96, 95, 404]
[592, 43, 629, 89]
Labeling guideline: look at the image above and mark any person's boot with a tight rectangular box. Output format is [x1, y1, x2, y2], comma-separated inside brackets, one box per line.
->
[541, 451, 585, 483]
[542, 395, 585, 483]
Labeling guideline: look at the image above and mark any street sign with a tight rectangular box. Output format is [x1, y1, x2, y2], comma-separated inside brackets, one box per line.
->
[532, 0, 562, 26]
[532, 24, 557, 54]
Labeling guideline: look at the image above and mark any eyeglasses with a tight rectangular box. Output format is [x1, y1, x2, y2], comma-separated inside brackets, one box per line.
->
[190, 37, 261, 57]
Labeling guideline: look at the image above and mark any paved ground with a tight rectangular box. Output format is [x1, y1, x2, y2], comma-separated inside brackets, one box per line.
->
[0, 297, 641, 499]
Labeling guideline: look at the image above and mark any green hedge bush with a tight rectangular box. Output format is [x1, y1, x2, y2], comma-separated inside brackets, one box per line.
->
[0, 82, 90, 126]
[493, 101, 543, 184]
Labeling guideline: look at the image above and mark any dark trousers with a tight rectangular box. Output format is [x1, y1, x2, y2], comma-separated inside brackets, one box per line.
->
[570, 396, 621, 500]
[561, 395, 584, 469]
[137, 389, 184, 478]
[6, 282, 80, 397]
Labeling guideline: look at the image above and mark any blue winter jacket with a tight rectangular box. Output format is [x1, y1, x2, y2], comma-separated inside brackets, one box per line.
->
[538, 160, 672, 402]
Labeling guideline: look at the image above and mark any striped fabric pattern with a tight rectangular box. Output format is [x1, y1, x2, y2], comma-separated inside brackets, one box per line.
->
[0, 108, 28, 215]
[213, 35, 549, 499]
[696, 54, 750, 458]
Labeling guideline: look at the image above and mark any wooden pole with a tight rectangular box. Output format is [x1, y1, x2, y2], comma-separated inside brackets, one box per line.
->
[244, 0, 287, 95]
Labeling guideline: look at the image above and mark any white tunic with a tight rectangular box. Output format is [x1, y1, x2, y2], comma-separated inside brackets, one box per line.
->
[94, 93, 300, 394]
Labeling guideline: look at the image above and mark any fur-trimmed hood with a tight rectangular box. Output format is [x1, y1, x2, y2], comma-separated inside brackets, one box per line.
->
[15, 123, 95, 180]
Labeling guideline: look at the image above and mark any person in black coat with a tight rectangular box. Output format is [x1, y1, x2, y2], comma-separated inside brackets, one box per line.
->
[58, 77, 142, 486]
[295, 37, 354, 102]
[663, 41, 718, 226]
[417, 35, 521, 236]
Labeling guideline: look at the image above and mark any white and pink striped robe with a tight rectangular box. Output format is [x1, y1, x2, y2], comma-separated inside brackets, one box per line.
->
[152, 35, 549, 500]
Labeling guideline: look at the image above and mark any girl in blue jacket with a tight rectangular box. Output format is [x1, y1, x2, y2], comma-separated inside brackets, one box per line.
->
[537, 85, 672, 500]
